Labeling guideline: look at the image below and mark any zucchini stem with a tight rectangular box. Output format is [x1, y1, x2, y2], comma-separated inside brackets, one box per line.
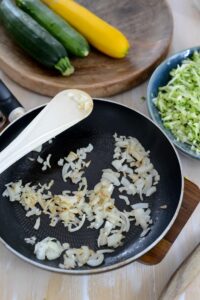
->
[55, 57, 74, 76]
[82, 49, 89, 57]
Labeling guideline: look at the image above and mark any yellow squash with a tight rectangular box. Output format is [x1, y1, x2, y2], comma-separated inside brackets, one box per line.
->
[42, 0, 130, 58]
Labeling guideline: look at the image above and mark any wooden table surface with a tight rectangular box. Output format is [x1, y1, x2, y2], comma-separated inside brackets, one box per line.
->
[0, 0, 200, 299]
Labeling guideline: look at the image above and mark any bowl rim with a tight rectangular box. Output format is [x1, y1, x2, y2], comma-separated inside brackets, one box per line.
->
[147, 45, 200, 160]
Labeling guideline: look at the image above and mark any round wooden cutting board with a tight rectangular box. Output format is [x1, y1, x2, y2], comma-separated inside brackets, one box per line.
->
[0, 0, 173, 97]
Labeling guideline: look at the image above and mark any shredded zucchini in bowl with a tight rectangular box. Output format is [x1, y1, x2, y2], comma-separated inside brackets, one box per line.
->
[154, 51, 200, 153]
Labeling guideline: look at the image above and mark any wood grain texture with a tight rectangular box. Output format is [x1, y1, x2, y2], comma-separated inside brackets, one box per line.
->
[1, 1, 200, 298]
[139, 179, 200, 265]
[159, 244, 200, 300]
[0, 0, 173, 97]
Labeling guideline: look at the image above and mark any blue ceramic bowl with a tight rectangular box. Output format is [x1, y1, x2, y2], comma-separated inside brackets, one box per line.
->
[147, 46, 200, 160]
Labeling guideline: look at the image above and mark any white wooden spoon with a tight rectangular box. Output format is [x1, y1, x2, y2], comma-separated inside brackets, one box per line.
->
[0, 89, 93, 174]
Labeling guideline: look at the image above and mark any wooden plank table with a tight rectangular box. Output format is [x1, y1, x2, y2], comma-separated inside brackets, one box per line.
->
[0, 0, 200, 299]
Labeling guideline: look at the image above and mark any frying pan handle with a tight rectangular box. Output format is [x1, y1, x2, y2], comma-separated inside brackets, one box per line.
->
[0, 79, 25, 123]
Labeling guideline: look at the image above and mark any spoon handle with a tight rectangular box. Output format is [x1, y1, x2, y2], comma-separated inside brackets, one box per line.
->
[0, 80, 25, 122]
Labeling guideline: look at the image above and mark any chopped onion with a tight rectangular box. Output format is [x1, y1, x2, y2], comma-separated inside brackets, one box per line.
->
[37, 156, 43, 164]
[102, 169, 120, 186]
[34, 145, 42, 153]
[34, 237, 63, 260]
[24, 236, 37, 245]
[107, 233, 124, 248]
[58, 158, 64, 166]
[160, 205, 167, 209]
[119, 195, 130, 205]
[68, 214, 86, 232]
[146, 186, 157, 197]
[87, 252, 104, 267]
[3, 133, 162, 270]
[96, 249, 114, 254]
[34, 217, 41, 230]
[131, 203, 149, 210]
[28, 157, 35, 162]
[132, 208, 152, 230]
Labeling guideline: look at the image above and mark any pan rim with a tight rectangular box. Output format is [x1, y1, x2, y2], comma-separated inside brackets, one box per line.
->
[0, 98, 184, 274]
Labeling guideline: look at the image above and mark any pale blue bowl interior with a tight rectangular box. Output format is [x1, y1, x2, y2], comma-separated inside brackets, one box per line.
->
[147, 46, 200, 160]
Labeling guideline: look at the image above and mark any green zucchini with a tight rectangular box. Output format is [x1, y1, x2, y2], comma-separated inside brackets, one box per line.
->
[0, 0, 74, 76]
[16, 0, 90, 58]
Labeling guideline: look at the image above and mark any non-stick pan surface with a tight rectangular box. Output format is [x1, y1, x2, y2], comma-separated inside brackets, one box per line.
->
[0, 100, 183, 274]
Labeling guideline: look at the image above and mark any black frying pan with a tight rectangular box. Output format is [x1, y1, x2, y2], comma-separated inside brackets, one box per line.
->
[0, 80, 183, 274]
